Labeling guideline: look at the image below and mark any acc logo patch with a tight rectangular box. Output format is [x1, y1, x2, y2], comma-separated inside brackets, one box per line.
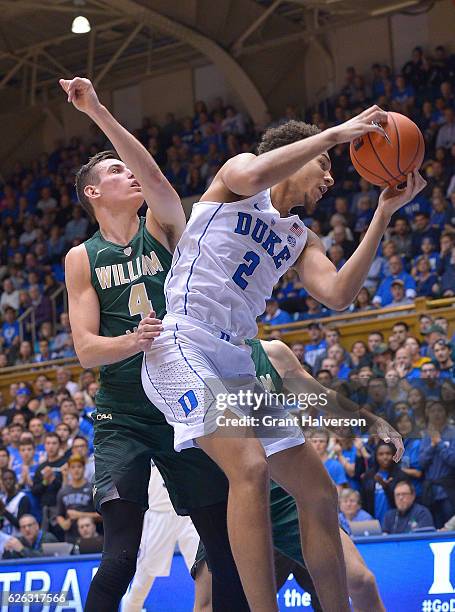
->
[287, 235, 297, 247]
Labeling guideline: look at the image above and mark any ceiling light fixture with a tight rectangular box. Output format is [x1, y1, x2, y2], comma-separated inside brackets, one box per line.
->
[72, 15, 91, 34]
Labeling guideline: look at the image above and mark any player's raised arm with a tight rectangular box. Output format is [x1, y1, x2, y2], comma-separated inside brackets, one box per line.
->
[59, 77, 185, 249]
[219, 106, 389, 196]
[295, 170, 426, 311]
[65, 246, 162, 368]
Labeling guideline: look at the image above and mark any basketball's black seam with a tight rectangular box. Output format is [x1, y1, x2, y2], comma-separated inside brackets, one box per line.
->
[403, 124, 424, 175]
[351, 146, 392, 187]
[390, 113, 404, 176]
[366, 132, 398, 181]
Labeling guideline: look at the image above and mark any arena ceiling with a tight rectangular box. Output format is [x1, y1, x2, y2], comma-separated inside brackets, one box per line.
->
[0, 0, 442, 109]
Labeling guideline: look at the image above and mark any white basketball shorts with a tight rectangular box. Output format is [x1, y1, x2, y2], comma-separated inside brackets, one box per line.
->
[141, 313, 304, 456]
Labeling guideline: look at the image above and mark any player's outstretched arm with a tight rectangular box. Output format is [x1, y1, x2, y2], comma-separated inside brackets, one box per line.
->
[65, 246, 162, 368]
[59, 78, 185, 250]
[264, 340, 403, 461]
[219, 106, 388, 196]
[295, 170, 426, 311]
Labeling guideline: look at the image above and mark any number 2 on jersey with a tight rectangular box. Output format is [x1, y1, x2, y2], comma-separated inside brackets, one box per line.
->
[232, 251, 260, 290]
[128, 282, 153, 318]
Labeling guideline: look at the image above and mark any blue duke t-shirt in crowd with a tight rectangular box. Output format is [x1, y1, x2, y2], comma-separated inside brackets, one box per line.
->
[374, 470, 392, 523]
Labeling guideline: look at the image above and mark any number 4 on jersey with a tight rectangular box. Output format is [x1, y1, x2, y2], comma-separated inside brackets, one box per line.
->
[128, 282, 153, 318]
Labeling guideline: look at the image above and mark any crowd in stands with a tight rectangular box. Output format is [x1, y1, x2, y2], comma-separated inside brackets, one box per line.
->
[0, 44, 454, 555]
[288, 314, 455, 530]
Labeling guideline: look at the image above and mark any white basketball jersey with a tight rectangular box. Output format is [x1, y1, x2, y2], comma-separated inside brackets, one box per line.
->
[148, 462, 173, 513]
[165, 189, 307, 339]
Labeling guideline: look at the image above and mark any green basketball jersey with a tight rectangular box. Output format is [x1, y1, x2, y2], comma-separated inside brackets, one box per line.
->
[246, 338, 283, 394]
[84, 217, 172, 388]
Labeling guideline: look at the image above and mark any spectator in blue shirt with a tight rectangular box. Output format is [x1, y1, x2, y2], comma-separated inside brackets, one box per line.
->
[412, 256, 439, 297]
[433, 339, 455, 379]
[394, 414, 423, 496]
[360, 442, 408, 524]
[420, 401, 455, 528]
[382, 481, 434, 533]
[339, 489, 373, 524]
[303, 323, 327, 369]
[411, 212, 441, 257]
[1, 307, 20, 350]
[261, 298, 292, 326]
[333, 428, 367, 491]
[373, 255, 416, 307]
[309, 429, 347, 493]
[413, 362, 442, 401]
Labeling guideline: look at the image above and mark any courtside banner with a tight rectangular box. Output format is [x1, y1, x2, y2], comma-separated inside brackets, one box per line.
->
[0, 532, 455, 611]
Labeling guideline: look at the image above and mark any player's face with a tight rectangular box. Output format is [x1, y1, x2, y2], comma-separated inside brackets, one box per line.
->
[290, 153, 334, 213]
[90, 160, 144, 209]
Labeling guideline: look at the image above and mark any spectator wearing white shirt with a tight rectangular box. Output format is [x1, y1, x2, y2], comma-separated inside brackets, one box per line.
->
[0, 279, 19, 313]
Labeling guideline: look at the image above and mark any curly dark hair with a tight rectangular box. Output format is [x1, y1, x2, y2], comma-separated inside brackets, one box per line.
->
[257, 120, 321, 155]
[75, 150, 119, 222]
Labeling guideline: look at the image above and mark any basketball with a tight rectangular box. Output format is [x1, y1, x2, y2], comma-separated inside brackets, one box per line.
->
[349, 112, 425, 188]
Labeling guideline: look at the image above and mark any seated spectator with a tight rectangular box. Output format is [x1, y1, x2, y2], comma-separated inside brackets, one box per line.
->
[36, 187, 57, 214]
[1, 307, 20, 354]
[55, 367, 79, 396]
[11, 439, 39, 490]
[56, 455, 98, 543]
[404, 336, 431, 376]
[15, 341, 34, 366]
[0, 470, 31, 536]
[433, 339, 455, 379]
[261, 298, 292, 326]
[70, 436, 94, 484]
[420, 401, 455, 528]
[436, 108, 455, 149]
[303, 323, 326, 369]
[366, 377, 394, 421]
[389, 279, 414, 307]
[327, 344, 351, 380]
[308, 429, 347, 493]
[29, 285, 52, 329]
[74, 516, 103, 553]
[414, 362, 442, 401]
[339, 488, 373, 523]
[290, 342, 305, 364]
[384, 367, 407, 402]
[394, 414, 423, 495]
[382, 481, 434, 533]
[373, 256, 416, 307]
[389, 217, 412, 260]
[332, 427, 367, 491]
[412, 212, 441, 257]
[31, 433, 66, 533]
[0, 447, 10, 477]
[2, 514, 57, 559]
[298, 295, 329, 321]
[349, 340, 369, 369]
[413, 256, 439, 297]
[351, 287, 373, 312]
[360, 442, 408, 524]
[0, 278, 20, 313]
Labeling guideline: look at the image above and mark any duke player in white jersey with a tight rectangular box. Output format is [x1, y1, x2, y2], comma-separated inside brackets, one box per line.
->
[123, 462, 199, 612]
[141, 108, 425, 611]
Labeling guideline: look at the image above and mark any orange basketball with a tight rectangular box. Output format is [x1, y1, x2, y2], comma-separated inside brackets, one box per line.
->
[349, 112, 425, 188]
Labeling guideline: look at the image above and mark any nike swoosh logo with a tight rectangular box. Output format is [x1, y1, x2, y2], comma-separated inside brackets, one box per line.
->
[97, 247, 109, 255]
[253, 203, 261, 211]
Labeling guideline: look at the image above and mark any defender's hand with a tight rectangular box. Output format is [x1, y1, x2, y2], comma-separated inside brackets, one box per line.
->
[370, 417, 404, 462]
[378, 170, 426, 218]
[59, 77, 101, 115]
[330, 105, 389, 144]
[136, 310, 163, 352]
